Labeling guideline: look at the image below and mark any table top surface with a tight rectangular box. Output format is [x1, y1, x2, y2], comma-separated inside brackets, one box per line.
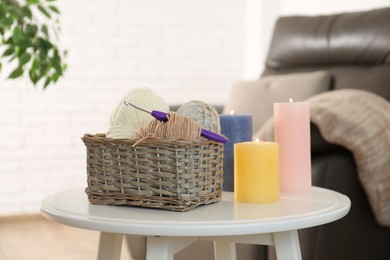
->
[40, 187, 350, 237]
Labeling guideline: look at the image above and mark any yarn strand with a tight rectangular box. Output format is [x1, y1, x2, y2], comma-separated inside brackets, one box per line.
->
[134, 112, 202, 143]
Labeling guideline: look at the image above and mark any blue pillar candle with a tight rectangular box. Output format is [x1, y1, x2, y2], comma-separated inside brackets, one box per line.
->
[219, 113, 252, 192]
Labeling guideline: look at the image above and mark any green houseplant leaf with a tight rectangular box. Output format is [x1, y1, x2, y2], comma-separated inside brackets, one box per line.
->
[9, 66, 23, 78]
[0, 0, 67, 89]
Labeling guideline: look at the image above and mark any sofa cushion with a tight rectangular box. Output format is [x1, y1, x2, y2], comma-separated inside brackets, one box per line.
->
[223, 70, 332, 133]
[266, 7, 390, 69]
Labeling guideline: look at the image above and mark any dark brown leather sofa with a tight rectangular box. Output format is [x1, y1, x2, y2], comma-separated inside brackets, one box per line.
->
[263, 6, 390, 260]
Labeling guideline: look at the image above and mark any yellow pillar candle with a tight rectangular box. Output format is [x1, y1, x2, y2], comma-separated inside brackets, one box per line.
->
[234, 140, 279, 203]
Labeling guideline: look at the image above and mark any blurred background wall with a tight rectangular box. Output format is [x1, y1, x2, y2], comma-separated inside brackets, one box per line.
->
[0, 0, 388, 216]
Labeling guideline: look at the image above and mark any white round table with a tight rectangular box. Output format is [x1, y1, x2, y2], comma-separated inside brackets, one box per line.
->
[41, 187, 350, 260]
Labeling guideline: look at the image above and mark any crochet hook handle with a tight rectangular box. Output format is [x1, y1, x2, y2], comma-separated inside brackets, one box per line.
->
[124, 101, 228, 143]
[201, 129, 228, 143]
[152, 110, 227, 143]
[151, 110, 169, 122]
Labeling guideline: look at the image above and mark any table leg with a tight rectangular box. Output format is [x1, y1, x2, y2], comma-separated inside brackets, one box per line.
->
[213, 240, 236, 260]
[125, 235, 146, 259]
[97, 232, 124, 260]
[273, 230, 302, 260]
[146, 236, 198, 260]
[146, 236, 171, 260]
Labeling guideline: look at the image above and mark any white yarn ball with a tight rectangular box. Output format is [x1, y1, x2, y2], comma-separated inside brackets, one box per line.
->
[107, 87, 169, 139]
[106, 125, 138, 139]
[176, 100, 221, 133]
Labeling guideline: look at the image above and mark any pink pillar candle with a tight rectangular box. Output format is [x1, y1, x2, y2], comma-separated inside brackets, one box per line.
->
[274, 100, 311, 193]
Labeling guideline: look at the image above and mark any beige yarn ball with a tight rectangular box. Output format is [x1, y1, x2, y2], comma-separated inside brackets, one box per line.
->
[134, 112, 202, 141]
[176, 100, 221, 133]
[107, 87, 169, 139]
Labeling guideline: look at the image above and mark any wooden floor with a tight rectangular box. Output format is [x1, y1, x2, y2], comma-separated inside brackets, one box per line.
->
[0, 214, 131, 260]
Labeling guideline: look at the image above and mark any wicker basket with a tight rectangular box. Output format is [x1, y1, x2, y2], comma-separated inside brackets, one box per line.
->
[82, 134, 224, 212]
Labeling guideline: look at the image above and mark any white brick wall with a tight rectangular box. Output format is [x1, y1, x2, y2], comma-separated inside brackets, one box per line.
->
[0, 0, 245, 215]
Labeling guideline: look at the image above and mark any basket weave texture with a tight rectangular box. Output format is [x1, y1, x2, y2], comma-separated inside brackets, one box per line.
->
[82, 134, 224, 211]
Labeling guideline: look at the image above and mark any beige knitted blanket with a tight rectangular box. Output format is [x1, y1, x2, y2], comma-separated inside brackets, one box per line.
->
[256, 89, 390, 226]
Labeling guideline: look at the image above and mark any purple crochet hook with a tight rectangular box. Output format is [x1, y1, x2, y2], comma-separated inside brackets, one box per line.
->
[123, 101, 227, 143]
